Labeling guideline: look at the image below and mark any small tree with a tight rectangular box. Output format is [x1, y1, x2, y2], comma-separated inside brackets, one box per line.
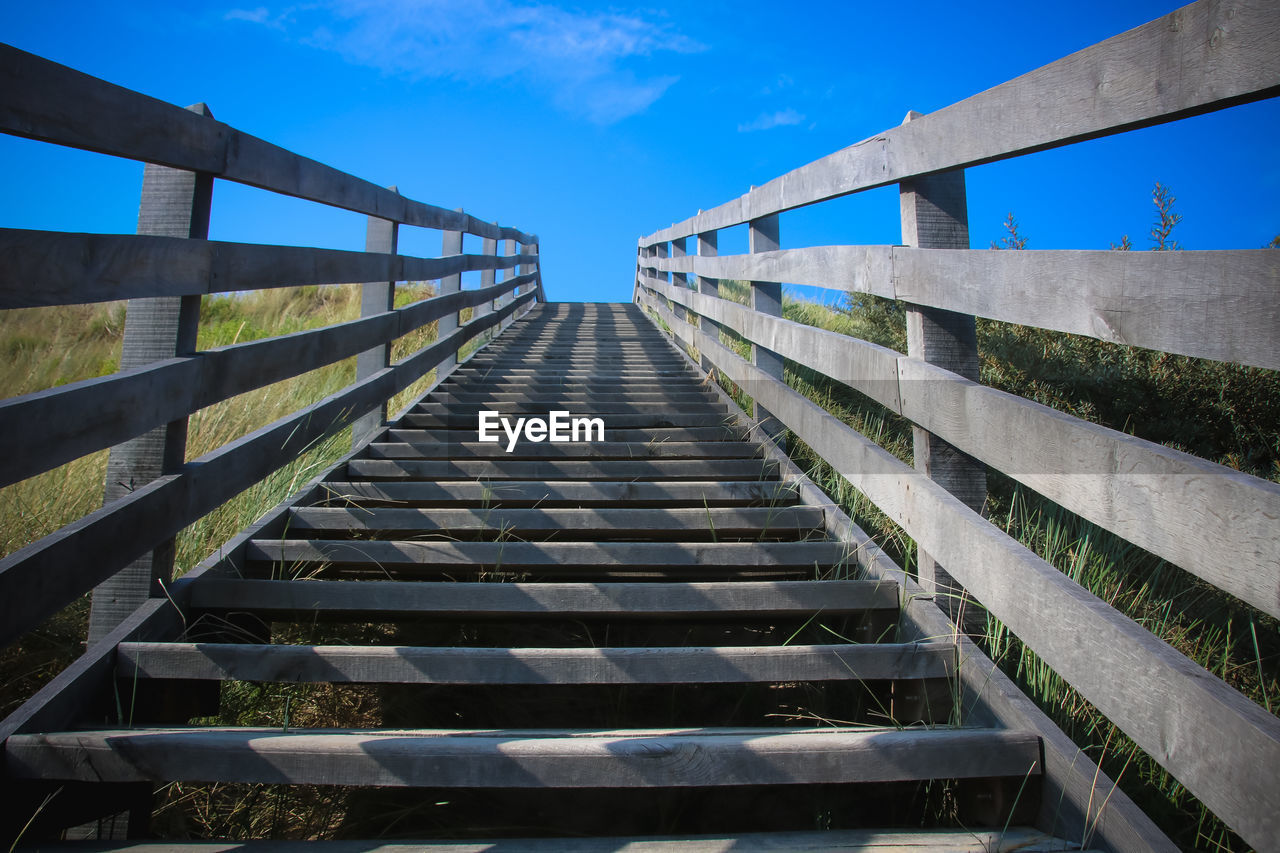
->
[1150, 182, 1182, 250]
[990, 212, 1028, 249]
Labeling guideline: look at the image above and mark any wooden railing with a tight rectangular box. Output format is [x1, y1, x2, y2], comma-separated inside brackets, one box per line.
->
[635, 1, 1280, 849]
[0, 45, 542, 648]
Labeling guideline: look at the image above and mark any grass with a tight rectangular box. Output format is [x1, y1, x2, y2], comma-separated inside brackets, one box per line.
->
[0, 281, 443, 718]
[665, 282, 1279, 852]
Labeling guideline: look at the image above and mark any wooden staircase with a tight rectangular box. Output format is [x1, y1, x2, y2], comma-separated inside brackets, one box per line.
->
[3, 303, 1083, 849]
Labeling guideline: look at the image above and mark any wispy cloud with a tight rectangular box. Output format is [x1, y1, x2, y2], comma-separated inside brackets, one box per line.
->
[225, 0, 702, 123]
[738, 108, 805, 133]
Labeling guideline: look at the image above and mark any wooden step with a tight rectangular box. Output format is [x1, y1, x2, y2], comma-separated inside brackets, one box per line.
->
[345, 458, 778, 480]
[115, 641, 956, 684]
[413, 402, 728, 416]
[363, 442, 763, 461]
[430, 391, 717, 403]
[284, 506, 824, 539]
[384, 427, 745, 444]
[5, 726, 1042, 788]
[21, 828, 1096, 852]
[315, 480, 795, 507]
[245, 540, 851, 575]
[187, 579, 897, 618]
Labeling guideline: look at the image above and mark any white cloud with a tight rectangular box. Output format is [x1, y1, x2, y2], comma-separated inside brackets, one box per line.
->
[737, 108, 805, 133]
[226, 0, 702, 123]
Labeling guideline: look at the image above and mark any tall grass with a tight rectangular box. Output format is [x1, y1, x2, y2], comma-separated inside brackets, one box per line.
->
[701, 284, 1279, 851]
[0, 282, 444, 717]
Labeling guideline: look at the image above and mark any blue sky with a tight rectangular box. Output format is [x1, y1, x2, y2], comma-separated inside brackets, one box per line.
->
[2, 0, 1278, 304]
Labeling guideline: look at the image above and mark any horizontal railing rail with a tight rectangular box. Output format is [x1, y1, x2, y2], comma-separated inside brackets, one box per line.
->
[0, 46, 536, 243]
[0, 48, 542, 650]
[641, 0, 1280, 246]
[634, 2, 1280, 848]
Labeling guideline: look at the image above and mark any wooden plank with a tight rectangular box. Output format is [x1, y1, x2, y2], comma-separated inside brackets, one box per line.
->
[644, 279, 901, 411]
[645, 306, 1177, 853]
[286, 506, 824, 537]
[0, 275, 529, 489]
[187, 578, 897, 618]
[648, 296, 1280, 851]
[115, 641, 954, 684]
[246, 540, 851, 572]
[898, 158, 984, 627]
[11, 827, 1097, 852]
[90, 136, 211, 643]
[896, 358, 1280, 622]
[0, 46, 535, 243]
[351, 202, 399, 447]
[653, 246, 1280, 369]
[0, 293, 532, 647]
[344, 458, 778, 481]
[648, 278, 1280, 620]
[0, 227, 534, 308]
[5, 726, 1042, 788]
[364, 442, 761, 461]
[384, 427, 744, 444]
[317, 480, 787, 507]
[642, 0, 1280, 245]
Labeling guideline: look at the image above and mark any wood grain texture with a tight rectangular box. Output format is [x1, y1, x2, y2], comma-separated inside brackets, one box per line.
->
[246, 539, 851, 572]
[115, 642, 954, 684]
[643, 294, 1280, 851]
[187, 578, 897, 618]
[641, 0, 1280, 245]
[0, 290, 534, 647]
[352, 204, 399, 448]
[0, 227, 534, 308]
[5, 726, 1041, 788]
[649, 246, 1280, 369]
[317, 480, 784, 507]
[0, 45, 536, 243]
[0, 276, 531, 489]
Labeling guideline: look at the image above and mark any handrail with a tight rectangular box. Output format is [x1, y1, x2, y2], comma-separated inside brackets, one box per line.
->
[645, 246, 1280, 371]
[0, 227, 536, 308]
[0, 48, 542, 648]
[0, 45, 536, 243]
[633, 2, 1280, 847]
[640, 0, 1280, 247]
[639, 286, 1280, 849]
[0, 287, 537, 649]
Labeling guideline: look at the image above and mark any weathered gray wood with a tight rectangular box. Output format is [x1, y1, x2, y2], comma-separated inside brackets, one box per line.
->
[385, 427, 743, 444]
[116, 641, 954, 685]
[696, 229, 723, 375]
[12, 828, 1098, 853]
[365, 442, 760, 461]
[648, 304, 1177, 853]
[748, 215, 786, 445]
[5, 726, 1041, 788]
[0, 229, 532, 308]
[352, 198, 400, 448]
[652, 246, 1280, 370]
[641, 0, 1280, 246]
[0, 275, 530, 489]
[393, 415, 746, 433]
[896, 357, 1280, 622]
[286, 506, 824, 538]
[0, 46, 535, 243]
[899, 156, 983, 628]
[645, 279, 1280, 621]
[437, 214, 464, 373]
[643, 279, 902, 411]
[0, 291, 532, 647]
[247, 540, 849, 572]
[90, 119, 212, 644]
[647, 295, 1280, 851]
[187, 578, 895, 618]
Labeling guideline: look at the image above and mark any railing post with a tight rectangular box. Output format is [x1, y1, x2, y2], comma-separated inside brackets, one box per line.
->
[438, 210, 463, 370]
[478, 235, 497, 324]
[350, 188, 400, 451]
[500, 237, 521, 333]
[898, 112, 986, 630]
[748, 212, 785, 447]
[89, 103, 214, 644]
[670, 236, 690, 324]
[697, 228, 721, 374]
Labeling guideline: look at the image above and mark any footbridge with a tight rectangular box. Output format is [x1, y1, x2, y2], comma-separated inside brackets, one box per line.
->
[1, 2, 1278, 850]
